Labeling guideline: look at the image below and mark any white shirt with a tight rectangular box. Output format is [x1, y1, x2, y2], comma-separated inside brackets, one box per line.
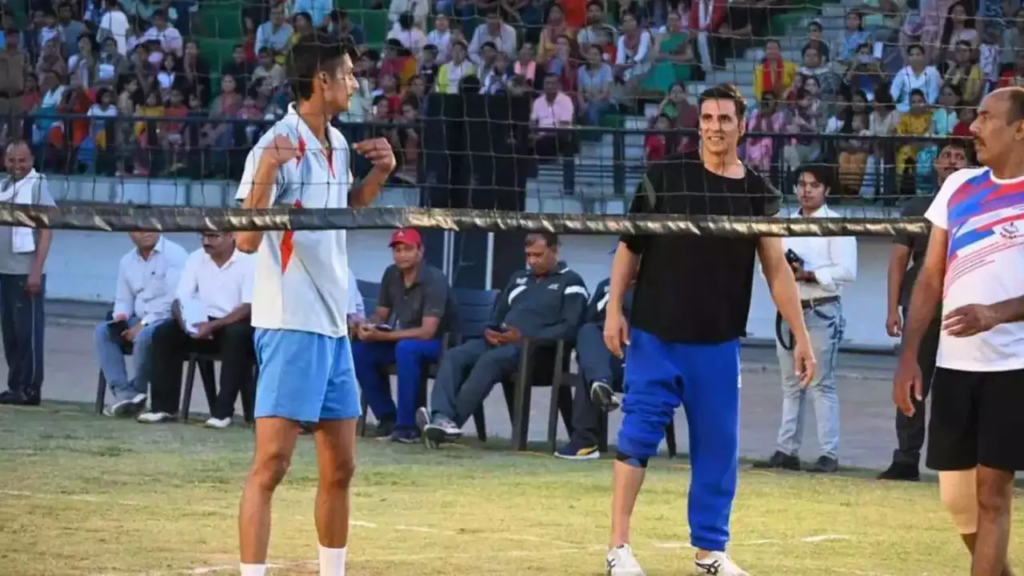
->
[780, 205, 858, 300]
[926, 167, 1024, 372]
[176, 248, 255, 319]
[346, 269, 364, 318]
[387, 25, 427, 57]
[113, 236, 189, 325]
[235, 104, 352, 338]
[140, 24, 183, 57]
[99, 9, 130, 55]
[468, 23, 518, 64]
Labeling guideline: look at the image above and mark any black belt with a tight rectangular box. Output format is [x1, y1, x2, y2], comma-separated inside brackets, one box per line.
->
[776, 296, 841, 351]
[800, 295, 840, 310]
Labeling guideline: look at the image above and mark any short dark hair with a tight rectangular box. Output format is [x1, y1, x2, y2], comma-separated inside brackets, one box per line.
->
[801, 43, 820, 58]
[288, 32, 357, 101]
[795, 164, 831, 189]
[587, 0, 604, 10]
[907, 43, 925, 55]
[526, 232, 558, 248]
[698, 84, 746, 119]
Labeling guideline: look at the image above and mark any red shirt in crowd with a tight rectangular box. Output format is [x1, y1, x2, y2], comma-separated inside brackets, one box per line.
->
[952, 121, 972, 137]
[645, 134, 666, 162]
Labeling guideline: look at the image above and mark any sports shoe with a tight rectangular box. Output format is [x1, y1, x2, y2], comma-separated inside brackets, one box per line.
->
[606, 544, 645, 575]
[374, 416, 397, 439]
[554, 438, 600, 460]
[807, 455, 839, 474]
[416, 407, 461, 448]
[111, 393, 147, 418]
[389, 428, 420, 444]
[591, 381, 620, 412]
[751, 450, 801, 471]
[694, 551, 748, 575]
[137, 411, 174, 423]
[204, 417, 232, 429]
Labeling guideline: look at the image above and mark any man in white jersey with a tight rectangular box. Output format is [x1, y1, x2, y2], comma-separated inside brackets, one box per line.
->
[233, 32, 395, 576]
[895, 87, 1024, 576]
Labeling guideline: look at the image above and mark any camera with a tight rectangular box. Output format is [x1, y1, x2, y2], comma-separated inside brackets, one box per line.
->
[785, 249, 804, 267]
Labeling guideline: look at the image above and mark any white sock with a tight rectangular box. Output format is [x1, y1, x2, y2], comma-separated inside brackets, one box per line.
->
[239, 564, 266, 576]
[318, 545, 347, 576]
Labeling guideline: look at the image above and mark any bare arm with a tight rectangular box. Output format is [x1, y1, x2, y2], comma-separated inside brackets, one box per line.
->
[31, 229, 52, 278]
[887, 244, 911, 318]
[758, 237, 810, 342]
[237, 159, 280, 254]
[209, 304, 252, 329]
[607, 242, 640, 314]
[900, 226, 947, 359]
[378, 316, 441, 341]
[989, 296, 1024, 324]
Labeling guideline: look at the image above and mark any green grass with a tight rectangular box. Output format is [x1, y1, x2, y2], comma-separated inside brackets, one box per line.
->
[1, 402, 1022, 575]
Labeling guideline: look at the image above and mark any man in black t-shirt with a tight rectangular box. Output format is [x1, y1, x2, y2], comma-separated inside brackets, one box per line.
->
[601, 85, 815, 576]
[879, 141, 970, 482]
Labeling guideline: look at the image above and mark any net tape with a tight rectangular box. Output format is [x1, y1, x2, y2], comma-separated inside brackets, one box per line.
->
[0, 204, 928, 236]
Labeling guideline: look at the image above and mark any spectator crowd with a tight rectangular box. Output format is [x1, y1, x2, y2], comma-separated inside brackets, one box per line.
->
[0, 0, 1016, 193]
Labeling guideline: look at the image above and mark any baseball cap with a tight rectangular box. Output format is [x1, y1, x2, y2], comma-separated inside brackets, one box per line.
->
[389, 228, 422, 247]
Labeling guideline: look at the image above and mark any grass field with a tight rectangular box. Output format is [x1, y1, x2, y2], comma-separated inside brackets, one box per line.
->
[1, 402, 1022, 576]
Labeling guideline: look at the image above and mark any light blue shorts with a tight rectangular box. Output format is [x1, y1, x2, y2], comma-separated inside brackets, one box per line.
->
[253, 328, 363, 423]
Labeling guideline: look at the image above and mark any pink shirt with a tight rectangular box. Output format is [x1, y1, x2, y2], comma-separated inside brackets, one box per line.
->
[531, 93, 575, 128]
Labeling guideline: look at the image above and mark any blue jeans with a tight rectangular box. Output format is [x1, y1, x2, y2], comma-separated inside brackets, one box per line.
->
[775, 301, 844, 459]
[353, 339, 442, 430]
[583, 99, 615, 126]
[94, 317, 164, 402]
[617, 328, 741, 552]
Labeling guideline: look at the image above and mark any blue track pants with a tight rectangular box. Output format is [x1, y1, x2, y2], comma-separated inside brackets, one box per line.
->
[617, 328, 741, 552]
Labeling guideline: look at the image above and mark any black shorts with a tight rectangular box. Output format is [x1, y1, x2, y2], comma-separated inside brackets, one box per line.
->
[926, 367, 1024, 472]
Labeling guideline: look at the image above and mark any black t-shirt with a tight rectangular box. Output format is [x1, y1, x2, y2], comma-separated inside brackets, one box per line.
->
[621, 153, 782, 344]
[894, 195, 933, 308]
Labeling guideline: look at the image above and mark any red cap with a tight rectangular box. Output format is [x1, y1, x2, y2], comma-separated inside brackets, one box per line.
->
[389, 228, 422, 247]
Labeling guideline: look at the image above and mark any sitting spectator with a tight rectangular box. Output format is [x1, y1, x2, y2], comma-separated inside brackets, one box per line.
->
[531, 75, 575, 157]
[139, 232, 256, 427]
[95, 231, 188, 417]
[783, 88, 823, 171]
[252, 47, 286, 89]
[200, 74, 243, 151]
[1002, 9, 1024, 70]
[689, 0, 727, 71]
[979, 25, 1000, 89]
[938, 2, 977, 65]
[69, 34, 99, 88]
[180, 40, 211, 103]
[577, 1, 618, 55]
[546, 35, 578, 93]
[388, 12, 427, 58]
[156, 53, 177, 98]
[890, 43, 941, 112]
[615, 12, 653, 96]
[376, 72, 403, 117]
[293, 0, 331, 28]
[754, 39, 797, 101]
[743, 92, 785, 174]
[389, 0, 429, 29]
[576, 43, 615, 125]
[418, 44, 440, 91]
[96, 37, 129, 88]
[255, 5, 292, 56]
[844, 42, 885, 99]
[482, 52, 513, 94]
[895, 89, 932, 179]
[805, 20, 831, 62]
[140, 10, 182, 58]
[35, 38, 67, 80]
[426, 15, 452, 63]
[161, 88, 189, 173]
[657, 81, 699, 152]
[837, 95, 873, 196]
[798, 44, 842, 102]
[645, 114, 672, 162]
[469, 9, 518, 65]
[999, 49, 1024, 87]
[392, 99, 421, 181]
[515, 43, 538, 86]
[476, 41, 499, 81]
[57, 1, 86, 58]
[334, 10, 367, 53]
[951, 104, 975, 136]
[353, 229, 455, 442]
[554, 277, 634, 459]
[835, 10, 872, 69]
[290, 12, 315, 45]
[436, 40, 475, 95]
[944, 40, 984, 104]
[646, 11, 694, 93]
[418, 233, 588, 444]
[221, 45, 254, 95]
[379, 38, 416, 88]
[538, 4, 576, 63]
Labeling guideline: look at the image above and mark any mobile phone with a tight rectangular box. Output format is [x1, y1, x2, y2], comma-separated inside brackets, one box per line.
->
[487, 323, 506, 332]
[374, 324, 393, 332]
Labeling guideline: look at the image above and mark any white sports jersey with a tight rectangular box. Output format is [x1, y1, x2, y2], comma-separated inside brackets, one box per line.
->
[926, 166, 1024, 372]
[235, 104, 352, 338]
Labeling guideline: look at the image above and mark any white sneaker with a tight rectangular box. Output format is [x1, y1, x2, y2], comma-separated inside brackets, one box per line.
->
[204, 417, 231, 429]
[606, 544, 645, 576]
[694, 551, 748, 575]
[128, 393, 147, 412]
[137, 411, 173, 423]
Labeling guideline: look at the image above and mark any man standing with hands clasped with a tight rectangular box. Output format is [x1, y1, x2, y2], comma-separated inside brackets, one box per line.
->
[894, 87, 1024, 576]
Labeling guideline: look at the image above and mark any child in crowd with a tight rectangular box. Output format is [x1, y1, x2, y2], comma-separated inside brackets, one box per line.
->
[426, 14, 452, 63]
[419, 45, 440, 91]
[644, 114, 672, 162]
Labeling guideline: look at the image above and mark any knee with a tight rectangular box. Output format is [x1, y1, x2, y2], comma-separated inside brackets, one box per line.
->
[939, 470, 978, 533]
[394, 339, 419, 362]
[320, 458, 356, 492]
[221, 321, 254, 347]
[250, 449, 293, 492]
[94, 321, 111, 343]
[976, 469, 1013, 514]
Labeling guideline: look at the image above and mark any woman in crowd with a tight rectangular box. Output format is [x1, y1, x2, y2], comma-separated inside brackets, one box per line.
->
[576, 43, 615, 126]
[545, 35, 579, 93]
[615, 11, 653, 101]
[68, 33, 99, 89]
[742, 91, 786, 174]
[835, 10, 871, 69]
[754, 39, 797, 101]
[837, 90, 873, 196]
[180, 40, 211, 104]
[895, 89, 932, 183]
[537, 4, 575, 63]
[938, 2, 977, 64]
[645, 11, 696, 93]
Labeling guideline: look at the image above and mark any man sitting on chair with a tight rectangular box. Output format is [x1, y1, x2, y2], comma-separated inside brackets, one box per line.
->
[417, 232, 589, 447]
[352, 228, 456, 443]
[95, 231, 188, 417]
[138, 232, 256, 428]
[554, 275, 635, 460]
